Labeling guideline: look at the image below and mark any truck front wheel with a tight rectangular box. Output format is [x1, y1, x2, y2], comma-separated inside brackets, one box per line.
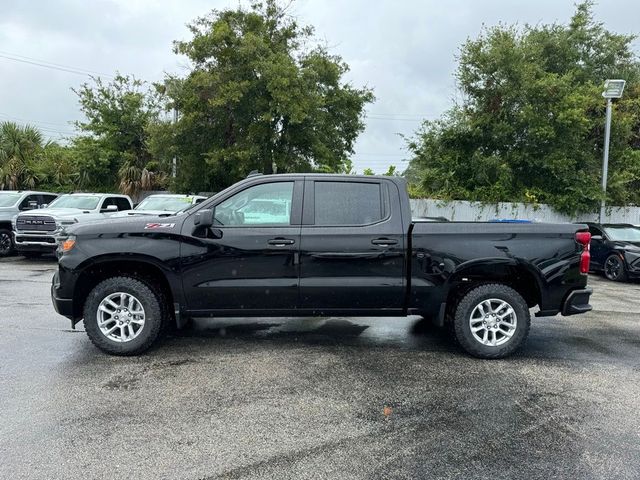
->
[83, 276, 165, 355]
[0, 229, 14, 257]
[453, 284, 530, 359]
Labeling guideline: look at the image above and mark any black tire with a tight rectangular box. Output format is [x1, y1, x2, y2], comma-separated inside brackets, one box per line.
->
[453, 284, 530, 359]
[0, 229, 14, 257]
[21, 251, 42, 258]
[83, 276, 166, 355]
[604, 254, 627, 282]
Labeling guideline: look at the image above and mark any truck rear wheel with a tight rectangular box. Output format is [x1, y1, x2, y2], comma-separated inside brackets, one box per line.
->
[453, 284, 530, 359]
[83, 276, 165, 355]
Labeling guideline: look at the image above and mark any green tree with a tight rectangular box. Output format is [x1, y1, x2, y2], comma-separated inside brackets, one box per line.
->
[73, 75, 167, 196]
[160, 0, 374, 193]
[36, 143, 78, 191]
[406, 1, 640, 214]
[0, 122, 46, 190]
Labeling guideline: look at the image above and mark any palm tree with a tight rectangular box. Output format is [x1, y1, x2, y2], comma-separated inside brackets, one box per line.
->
[0, 122, 45, 190]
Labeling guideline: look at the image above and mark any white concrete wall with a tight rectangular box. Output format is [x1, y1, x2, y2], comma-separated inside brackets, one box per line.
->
[409, 199, 640, 224]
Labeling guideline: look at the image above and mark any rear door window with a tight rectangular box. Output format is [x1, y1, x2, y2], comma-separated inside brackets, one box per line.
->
[313, 181, 385, 226]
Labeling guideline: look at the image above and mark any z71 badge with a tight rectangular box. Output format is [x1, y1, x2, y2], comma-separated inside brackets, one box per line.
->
[144, 223, 176, 230]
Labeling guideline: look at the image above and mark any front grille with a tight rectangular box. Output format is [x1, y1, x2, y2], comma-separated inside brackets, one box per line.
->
[16, 235, 56, 244]
[16, 215, 56, 232]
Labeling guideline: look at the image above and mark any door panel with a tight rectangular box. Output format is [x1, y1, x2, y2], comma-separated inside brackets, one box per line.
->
[298, 179, 405, 312]
[180, 179, 303, 314]
[588, 226, 606, 270]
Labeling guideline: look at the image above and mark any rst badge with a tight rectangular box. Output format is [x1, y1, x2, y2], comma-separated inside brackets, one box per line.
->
[144, 223, 176, 230]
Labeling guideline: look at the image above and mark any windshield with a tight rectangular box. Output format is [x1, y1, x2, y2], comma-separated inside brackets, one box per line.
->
[0, 193, 22, 207]
[604, 226, 640, 242]
[48, 195, 100, 210]
[136, 196, 193, 212]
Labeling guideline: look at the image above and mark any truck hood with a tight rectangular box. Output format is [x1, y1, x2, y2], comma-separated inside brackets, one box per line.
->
[19, 207, 97, 218]
[67, 213, 186, 235]
[611, 241, 640, 251]
[0, 207, 17, 221]
[109, 209, 175, 218]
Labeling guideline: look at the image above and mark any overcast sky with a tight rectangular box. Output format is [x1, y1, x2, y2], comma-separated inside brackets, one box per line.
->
[0, 0, 638, 173]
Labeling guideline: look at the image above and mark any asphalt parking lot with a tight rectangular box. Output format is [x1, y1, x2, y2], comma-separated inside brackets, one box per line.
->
[1, 257, 639, 480]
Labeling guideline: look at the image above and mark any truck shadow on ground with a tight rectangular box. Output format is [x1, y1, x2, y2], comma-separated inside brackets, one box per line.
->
[162, 316, 459, 353]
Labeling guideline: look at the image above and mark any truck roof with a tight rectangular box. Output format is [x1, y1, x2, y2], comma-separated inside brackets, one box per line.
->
[145, 193, 207, 198]
[244, 173, 403, 180]
[0, 190, 57, 195]
[63, 192, 131, 198]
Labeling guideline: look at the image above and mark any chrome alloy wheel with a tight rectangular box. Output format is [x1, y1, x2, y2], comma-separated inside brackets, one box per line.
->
[469, 298, 517, 347]
[97, 292, 146, 342]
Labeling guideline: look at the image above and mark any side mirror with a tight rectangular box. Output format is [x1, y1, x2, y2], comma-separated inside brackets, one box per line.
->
[591, 235, 603, 241]
[194, 208, 214, 228]
[104, 205, 119, 212]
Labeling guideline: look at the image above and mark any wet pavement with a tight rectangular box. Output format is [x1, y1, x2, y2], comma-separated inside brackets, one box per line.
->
[1, 256, 639, 479]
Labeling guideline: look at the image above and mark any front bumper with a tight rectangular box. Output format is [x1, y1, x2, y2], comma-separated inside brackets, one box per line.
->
[14, 231, 60, 253]
[561, 288, 593, 316]
[51, 271, 74, 319]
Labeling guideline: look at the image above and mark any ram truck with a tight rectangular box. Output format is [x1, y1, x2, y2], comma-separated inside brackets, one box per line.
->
[0, 190, 58, 256]
[13, 193, 132, 256]
[51, 174, 593, 358]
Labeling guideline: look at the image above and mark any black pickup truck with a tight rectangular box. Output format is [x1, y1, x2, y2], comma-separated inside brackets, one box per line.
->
[51, 174, 593, 358]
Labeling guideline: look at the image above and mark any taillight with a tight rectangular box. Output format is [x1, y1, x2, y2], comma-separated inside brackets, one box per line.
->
[575, 231, 591, 274]
[575, 231, 591, 246]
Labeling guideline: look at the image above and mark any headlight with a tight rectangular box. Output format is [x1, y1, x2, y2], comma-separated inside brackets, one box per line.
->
[60, 235, 76, 253]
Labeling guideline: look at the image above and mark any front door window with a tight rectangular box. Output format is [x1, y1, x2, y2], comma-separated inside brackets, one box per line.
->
[214, 182, 294, 226]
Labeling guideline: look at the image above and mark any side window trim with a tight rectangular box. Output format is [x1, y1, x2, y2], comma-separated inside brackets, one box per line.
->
[212, 180, 301, 227]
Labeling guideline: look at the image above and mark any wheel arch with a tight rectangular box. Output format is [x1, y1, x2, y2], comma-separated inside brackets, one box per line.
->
[71, 254, 181, 325]
[441, 258, 543, 321]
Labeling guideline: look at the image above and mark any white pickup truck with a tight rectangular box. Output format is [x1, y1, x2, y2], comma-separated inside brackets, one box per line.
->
[110, 194, 207, 218]
[0, 190, 59, 256]
[13, 193, 132, 256]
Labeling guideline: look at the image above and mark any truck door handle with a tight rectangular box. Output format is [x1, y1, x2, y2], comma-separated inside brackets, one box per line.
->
[268, 238, 295, 246]
[371, 238, 398, 246]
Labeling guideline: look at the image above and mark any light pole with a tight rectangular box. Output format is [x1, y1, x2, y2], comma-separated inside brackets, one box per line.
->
[600, 79, 626, 223]
[172, 107, 178, 178]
